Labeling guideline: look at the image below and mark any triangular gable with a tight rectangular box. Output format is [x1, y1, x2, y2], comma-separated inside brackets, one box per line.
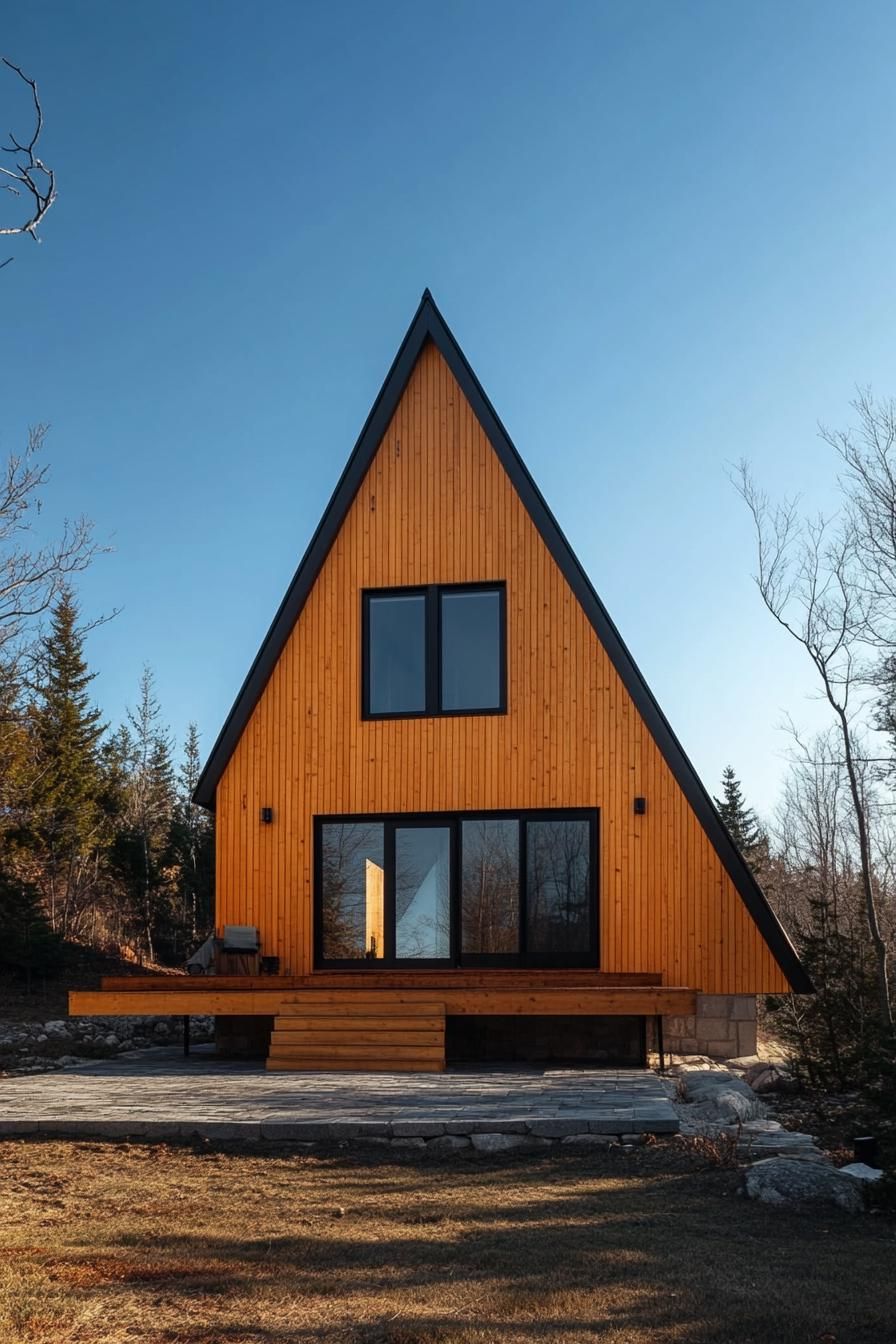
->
[194, 290, 812, 993]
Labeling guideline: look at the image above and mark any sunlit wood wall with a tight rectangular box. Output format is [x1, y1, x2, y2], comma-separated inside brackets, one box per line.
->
[215, 341, 789, 993]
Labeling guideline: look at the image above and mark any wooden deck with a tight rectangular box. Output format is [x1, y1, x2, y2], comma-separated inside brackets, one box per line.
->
[70, 984, 695, 1017]
[69, 972, 697, 1073]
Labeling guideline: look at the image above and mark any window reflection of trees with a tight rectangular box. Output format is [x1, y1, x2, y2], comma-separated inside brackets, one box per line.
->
[320, 823, 384, 959]
[526, 820, 590, 958]
[461, 819, 519, 953]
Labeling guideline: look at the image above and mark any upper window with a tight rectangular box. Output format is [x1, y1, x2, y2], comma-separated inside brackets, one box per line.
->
[366, 593, 426, 716]
[363, 583, 506, 719]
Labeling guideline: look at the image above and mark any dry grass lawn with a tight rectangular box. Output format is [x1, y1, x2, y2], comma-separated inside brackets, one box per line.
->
[0, 1138, 893, 1344]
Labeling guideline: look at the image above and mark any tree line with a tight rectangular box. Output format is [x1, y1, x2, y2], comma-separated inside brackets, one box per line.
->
[1, 588, 213, 979]
[715, 753, 894, 1095]
[0, 427, 213, 982]
[0, 73, 214, 980]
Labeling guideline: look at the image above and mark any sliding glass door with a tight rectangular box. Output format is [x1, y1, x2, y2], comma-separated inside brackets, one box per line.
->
[394, 824, 452, 962]
[315, 809, 598, 969]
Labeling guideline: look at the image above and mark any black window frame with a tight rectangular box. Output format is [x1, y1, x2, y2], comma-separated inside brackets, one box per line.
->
[313, 808, 599, 970]
[361, 582, 507, 720]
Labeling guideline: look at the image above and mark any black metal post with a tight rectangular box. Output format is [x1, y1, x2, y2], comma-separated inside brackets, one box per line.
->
[655, 1013, 665, 1073]
[183, 1014, 191, 1057]
[854, 1135, 877, 1165]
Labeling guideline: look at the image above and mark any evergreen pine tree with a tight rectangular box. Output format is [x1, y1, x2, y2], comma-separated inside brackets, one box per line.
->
[0, 866, 64, 986]
[30, 588, 107, 938]
[169, 722, 214, 950]
[766, 876, 879, 1090]
[115, 666, 177, 962]
[714, 766, 764, 854]
[0, 663, 32, 847]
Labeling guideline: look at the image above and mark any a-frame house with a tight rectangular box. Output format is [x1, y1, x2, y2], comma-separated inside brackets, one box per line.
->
[72, 292, 810, 1070]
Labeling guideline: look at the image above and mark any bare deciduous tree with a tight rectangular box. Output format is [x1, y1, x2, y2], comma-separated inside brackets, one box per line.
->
[0, 58, 56, 267]
[0, 425, 100, 678]
[735, 462, 893, 1031]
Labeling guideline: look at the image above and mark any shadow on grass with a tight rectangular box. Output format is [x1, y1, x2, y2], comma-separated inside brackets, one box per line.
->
[68, 1157, 896, 1344]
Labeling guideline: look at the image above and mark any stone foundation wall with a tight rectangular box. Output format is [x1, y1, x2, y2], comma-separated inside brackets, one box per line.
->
[661, 994, 757, 1059]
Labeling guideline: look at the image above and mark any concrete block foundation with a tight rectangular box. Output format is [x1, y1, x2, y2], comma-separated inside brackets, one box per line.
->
[659, 994, 757, 1060]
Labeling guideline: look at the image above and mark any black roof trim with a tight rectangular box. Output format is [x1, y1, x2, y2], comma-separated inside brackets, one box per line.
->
[194, 290, 813, 994]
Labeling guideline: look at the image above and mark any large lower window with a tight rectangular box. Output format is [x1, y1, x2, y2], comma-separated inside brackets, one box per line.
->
[362, 584, 506, 718]
[315, 810, 597, 968]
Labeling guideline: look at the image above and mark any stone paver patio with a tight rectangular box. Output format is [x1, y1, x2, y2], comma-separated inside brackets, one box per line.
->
[0, 1047, 678, 1144]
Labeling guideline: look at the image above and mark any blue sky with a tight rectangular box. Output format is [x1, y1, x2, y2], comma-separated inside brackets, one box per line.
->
[2, 1, 895, 814]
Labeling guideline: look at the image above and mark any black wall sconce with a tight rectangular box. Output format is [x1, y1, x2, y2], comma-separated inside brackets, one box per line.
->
[634, 797, 647, 815]
[260, 806, 274, 824]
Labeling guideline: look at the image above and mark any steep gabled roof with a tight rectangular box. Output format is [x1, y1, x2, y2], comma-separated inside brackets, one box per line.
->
[194, 290, 812, 993]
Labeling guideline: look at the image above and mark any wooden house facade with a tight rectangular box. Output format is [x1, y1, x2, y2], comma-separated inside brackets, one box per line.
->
[70, 293, 810, 1070]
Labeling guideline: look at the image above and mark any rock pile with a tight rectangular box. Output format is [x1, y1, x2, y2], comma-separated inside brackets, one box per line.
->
[0, 1014, 214, 1073]
[671, 1055, 884, 1212]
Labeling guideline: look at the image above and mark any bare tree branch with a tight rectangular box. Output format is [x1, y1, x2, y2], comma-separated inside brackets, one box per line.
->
[0, 57, 56, 260]
[0, 426, 108, 674]
[823, 388, 896, 643]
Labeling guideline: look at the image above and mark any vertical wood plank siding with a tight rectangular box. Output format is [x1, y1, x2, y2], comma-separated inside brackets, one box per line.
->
[216, 343, 788, 994]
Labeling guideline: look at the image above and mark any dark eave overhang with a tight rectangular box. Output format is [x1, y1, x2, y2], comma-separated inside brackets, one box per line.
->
[193, 290, 813, 994]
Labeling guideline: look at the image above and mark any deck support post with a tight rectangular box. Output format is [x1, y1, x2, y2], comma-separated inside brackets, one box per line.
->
[655, 1013, 665, 1072]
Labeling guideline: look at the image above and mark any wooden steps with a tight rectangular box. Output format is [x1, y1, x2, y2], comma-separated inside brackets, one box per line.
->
[266, 995, 446, 1072]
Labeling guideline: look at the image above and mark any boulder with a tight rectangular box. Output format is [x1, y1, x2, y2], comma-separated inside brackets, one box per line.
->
[681, 1069, 754, 1099]
[744, 1158, 865, 1213]
[42, 1020, 69, 1038]
[470, 1132, 548, 1154]
[683, 1091, 765, 1125]
[679, 1069, 767, 1122]
[738, 1132, 824, 1161]
[725, 1055, 764, 1071]
[840, 1162, 884, 1183]
[426, 1134, 471, 1153]
[745, 1062, 793, 1093]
